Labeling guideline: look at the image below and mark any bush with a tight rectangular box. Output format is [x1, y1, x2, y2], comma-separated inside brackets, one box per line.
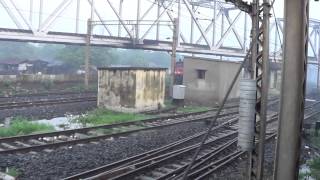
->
[6, 167, 20, 177]
[73, 109, 151, 126]
[309, 158, 320, 179]
[43, 80, 54, 90]
[0, 117, 55, 137]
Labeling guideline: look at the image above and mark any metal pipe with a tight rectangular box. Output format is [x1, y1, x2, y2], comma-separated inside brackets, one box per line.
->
[190, 4, 194, 43]
[156, 0, 160, 40]
[274, 0, 309, 179]
[118, 0, 123, 37]
[243, 13, 247, 52]
[136, 0, 141, 41]
[212, 0, 216, 47]
[39, 0, 43, 29]
[76, 0, 80, 33]
[177, 0, 181, 46]
[29, 0, 33, 25]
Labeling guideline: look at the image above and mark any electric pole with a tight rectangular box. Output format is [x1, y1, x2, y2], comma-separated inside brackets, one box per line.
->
[84, 18, 92, 89]
[226, 0, 270, 179]
[274, 0, 309, 179]
[170, 18, 179, 95]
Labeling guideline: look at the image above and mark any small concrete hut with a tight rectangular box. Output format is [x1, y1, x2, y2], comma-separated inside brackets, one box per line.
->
[97, 67, 166, 113]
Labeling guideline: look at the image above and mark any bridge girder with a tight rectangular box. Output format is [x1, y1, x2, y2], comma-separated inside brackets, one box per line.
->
[0, 0, 318, 62]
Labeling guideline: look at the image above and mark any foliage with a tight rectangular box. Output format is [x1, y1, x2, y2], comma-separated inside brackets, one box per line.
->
[73, 109, 152, 126]
[309, 158, 320, 179]
[43, 80, 54, 90]
[298, 171, 311, 180]
[0, 41, 171, 69]
[2, 81, 12, 88]
[6, 167, 20, 177]
[0, 41, 37, 60]
[0, 117, 55, 137]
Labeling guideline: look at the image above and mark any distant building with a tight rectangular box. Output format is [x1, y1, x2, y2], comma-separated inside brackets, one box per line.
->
[0, 59, 21, 74]
[183, 56, 241, 106]
[18, 59, 49, 74]
[0, 59, 50, 74]
[97, 67, 167, 113]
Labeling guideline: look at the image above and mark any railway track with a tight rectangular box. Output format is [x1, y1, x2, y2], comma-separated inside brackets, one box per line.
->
[0, 96, 97, 110]
[64, 113, 278, 180]
[66, 104, 319, 180]
[0, 107, 238, 154]
[0, 91, 97, 99]
[63, 116, 241, 180]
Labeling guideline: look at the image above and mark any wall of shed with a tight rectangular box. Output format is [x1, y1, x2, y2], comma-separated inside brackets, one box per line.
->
[183, 57, 241, 106]
[135, 70, 166, 110]
[98, 68, 166, 112]
[97, 69, 136, 112]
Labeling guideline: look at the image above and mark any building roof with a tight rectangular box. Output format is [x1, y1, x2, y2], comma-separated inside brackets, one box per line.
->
[20, 59, 49, 64]
[98, 66, 167, 71]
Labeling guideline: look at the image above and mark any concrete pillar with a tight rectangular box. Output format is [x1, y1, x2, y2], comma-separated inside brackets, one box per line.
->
[274, 0, 309, 179]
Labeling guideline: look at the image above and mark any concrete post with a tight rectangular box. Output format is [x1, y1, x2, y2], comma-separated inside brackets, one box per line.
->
[170, 18, 178, 96]
[4, 117, 11, 128]
[84, 19, 92, 89]
[274, 0, 309, 179]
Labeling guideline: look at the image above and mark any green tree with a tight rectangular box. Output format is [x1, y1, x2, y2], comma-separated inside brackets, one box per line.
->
[0, 41, 37, 60]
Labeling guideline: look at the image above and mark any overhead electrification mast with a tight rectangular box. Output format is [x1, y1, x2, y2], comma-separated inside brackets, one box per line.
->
[226, 0, 270, 179]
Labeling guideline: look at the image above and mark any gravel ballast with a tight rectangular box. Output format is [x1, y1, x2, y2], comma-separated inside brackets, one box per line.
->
[0, 121, 210, 179]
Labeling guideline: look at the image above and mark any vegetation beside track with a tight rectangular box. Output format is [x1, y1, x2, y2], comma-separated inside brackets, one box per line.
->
[0, 117, 55, 137]
[74, 109, 153, 126]
[299, 158, 320, 179]
[6, 167, 20, 177]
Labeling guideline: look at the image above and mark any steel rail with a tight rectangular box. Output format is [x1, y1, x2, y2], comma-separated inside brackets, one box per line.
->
[0, 96, 97, 110]
[63, 99, 320, 179]
[0, 91, 97, 99]
[103, 132, 238, 180]
[192, 133, 277, 180]
[185, 109, 320, 179]
[64, 117, 240, 179]
[97, 116, 279, 180]
[0, 109, 238, 154]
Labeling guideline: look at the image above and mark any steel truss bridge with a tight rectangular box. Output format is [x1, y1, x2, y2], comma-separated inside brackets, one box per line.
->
[0, 0, 319, 62]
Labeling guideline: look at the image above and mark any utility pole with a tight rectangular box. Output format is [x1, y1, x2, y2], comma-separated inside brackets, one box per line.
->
[84, 18, 92, 89]
[274, 0, 309, 179]
[170, 18, 179, 95]
[223, 2, 270, 179]
[250, 0, 270, 179]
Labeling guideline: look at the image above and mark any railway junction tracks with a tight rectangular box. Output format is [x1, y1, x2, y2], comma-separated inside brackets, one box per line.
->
[0, 96, 97, 110]
[0, 91, 97, 100]
[64, 101, 320, 180]
[63, 113, 278, 180]
[0, 106, 238, 154]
